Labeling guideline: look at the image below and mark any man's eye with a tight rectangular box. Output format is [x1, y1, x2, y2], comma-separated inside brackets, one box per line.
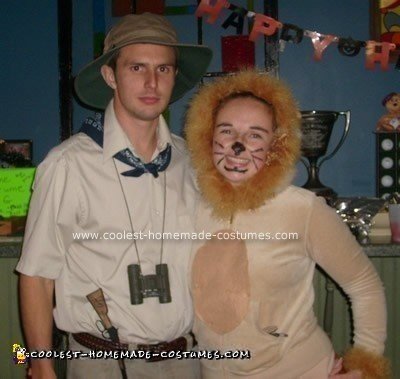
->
[250, 133, 262, 139]
[159, 66, 170, 73]
[130, 65, 141, 71]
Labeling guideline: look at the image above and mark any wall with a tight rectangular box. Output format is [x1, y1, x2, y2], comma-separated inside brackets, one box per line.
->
[1, 1, 398, 197]
[279, 1, 398, 196]
[0, 1, 59, 166]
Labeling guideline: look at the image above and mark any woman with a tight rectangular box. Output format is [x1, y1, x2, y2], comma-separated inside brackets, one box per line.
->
[185, 70, 390, 378]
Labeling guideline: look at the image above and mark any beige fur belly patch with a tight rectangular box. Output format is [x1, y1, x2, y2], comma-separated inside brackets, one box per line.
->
[191, 230, 250, 334]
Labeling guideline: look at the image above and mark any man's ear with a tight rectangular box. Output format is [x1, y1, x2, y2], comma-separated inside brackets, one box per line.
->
[101, 65, 117, 90]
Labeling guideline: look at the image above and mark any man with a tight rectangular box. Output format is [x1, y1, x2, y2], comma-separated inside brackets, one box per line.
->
[17, 13, 212, 379]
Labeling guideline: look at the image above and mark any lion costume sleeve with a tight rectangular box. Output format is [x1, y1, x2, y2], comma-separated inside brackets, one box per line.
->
[307, 196, 391, 379]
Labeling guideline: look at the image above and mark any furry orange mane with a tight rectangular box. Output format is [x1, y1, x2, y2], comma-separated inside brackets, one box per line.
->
[185, 70, 302, 220]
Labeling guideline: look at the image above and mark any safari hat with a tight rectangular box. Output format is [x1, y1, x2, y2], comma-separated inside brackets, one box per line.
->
[74, 13, 213, 109]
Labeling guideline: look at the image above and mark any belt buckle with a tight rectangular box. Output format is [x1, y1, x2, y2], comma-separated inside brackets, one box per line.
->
[137, 342, 161, 363]
[137, 339, 187, 363]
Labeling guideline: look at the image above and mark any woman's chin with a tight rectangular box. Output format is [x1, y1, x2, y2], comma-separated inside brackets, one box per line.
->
[219, 169, 254, 186]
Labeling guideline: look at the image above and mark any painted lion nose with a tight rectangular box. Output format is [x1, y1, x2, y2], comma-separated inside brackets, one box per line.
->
[232, 142, 246, 155]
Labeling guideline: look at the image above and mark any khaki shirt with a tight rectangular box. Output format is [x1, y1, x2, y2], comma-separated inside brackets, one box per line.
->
[17, 102, 198, 344]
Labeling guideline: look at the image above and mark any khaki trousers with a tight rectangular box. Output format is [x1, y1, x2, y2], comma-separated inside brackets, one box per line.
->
[67, 336, 201, 379]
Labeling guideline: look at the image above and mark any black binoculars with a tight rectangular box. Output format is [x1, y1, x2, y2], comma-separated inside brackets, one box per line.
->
[127, 263, 171, 305]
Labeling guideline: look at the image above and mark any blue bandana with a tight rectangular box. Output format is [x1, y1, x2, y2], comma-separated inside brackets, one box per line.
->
[79, 113, 171, 178]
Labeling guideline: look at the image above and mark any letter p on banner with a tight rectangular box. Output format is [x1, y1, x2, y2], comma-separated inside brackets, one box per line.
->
[249, 14, 282, 42]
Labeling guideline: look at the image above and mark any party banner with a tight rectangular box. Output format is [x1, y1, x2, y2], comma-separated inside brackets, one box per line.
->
[195, 0, 399, 71]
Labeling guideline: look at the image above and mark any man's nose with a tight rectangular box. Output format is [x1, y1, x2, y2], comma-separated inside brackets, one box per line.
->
[232, 142, 246, 155]
[145, 69, 157, 88]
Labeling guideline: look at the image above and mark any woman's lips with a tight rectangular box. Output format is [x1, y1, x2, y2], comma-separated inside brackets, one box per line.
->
[225, 155, 250, 169]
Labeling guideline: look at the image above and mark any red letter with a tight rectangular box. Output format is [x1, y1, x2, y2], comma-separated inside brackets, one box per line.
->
[195, 0, 227, 24]
[365, 41, 396, 71]
[249, 13, 281, 42]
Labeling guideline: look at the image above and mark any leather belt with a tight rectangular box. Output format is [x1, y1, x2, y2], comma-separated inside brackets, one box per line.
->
[72, 332, 196, 362]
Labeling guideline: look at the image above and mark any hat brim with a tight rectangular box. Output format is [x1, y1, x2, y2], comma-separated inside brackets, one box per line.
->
[74, 43, 212, 110]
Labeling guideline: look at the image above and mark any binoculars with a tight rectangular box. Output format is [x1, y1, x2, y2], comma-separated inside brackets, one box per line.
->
[127, 263, 171, 304]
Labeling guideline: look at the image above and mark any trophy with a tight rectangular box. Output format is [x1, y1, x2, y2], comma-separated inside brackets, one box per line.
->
[300, 110, 351, 202]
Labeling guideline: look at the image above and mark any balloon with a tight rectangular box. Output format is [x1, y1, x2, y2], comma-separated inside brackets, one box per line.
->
[249, 13, 282, 42]
[195, 0, 227, 24]
[365, 41, 396, 70]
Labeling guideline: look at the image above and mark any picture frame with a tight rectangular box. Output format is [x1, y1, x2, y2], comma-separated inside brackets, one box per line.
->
[0, 139, 33, 162]
[370, 0, 400, 59]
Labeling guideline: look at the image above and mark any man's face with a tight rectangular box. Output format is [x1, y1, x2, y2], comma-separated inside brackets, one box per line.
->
[102, 44, 176, 124]
[212, 97, 275, 186]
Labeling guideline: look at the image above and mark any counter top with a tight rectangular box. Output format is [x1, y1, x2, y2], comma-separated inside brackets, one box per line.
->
[0, 236, 23, 258]
[1, 237, 400, 258]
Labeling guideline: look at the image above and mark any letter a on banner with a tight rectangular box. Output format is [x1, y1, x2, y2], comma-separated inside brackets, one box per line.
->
[195, 0, 227, 24]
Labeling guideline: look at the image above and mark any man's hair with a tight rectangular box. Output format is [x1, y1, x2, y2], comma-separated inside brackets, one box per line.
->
[105, 46, 179, 72]
[106, 50, 121, 72]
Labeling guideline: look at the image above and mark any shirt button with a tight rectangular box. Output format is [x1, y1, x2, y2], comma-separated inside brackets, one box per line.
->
[155, 210, 160, 215]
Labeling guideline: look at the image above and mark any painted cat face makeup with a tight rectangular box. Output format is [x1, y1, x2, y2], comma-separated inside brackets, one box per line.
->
[213, 96, 275, 186]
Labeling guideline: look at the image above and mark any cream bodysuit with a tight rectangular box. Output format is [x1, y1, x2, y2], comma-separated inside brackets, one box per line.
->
[185, 70, 390, 379]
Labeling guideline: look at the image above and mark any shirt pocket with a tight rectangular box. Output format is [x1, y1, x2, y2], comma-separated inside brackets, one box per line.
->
[222, 300, 286, 372]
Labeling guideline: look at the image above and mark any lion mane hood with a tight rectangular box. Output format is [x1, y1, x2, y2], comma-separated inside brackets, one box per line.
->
[185, 70, 301, 220]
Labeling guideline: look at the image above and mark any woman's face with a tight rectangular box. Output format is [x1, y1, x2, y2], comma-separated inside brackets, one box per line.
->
[212, 96, 275, 186]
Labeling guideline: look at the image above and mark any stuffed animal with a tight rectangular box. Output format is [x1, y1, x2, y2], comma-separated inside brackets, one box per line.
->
[376, 92, 400, 132]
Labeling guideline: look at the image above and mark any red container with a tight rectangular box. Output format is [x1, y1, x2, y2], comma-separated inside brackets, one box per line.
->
[112, 0, 132, 16]
[221, 35, 255, 72]
[135, 0, 165, 14]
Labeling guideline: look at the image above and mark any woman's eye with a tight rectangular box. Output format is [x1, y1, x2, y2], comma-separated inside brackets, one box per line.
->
[220, 129, 231, 134]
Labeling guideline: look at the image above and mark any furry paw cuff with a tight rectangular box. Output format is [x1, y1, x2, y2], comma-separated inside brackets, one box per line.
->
[343, 347, 391, 379]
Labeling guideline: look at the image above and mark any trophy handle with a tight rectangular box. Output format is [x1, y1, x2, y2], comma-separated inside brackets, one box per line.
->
[319, 110, 350, 167]
[300, 157, 310, 168]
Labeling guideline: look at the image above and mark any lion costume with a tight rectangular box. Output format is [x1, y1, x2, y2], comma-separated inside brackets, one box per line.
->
[185, 70, 390, 378]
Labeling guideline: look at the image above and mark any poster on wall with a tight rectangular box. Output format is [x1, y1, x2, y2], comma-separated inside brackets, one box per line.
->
[371, 0, 400, 54]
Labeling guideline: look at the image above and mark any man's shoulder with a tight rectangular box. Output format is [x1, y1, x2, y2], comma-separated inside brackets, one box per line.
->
[170, 133, 188, 157]
[44, 132, 100, 164]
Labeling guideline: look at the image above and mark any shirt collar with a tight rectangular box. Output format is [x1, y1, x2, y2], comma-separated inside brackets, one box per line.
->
[102, 100, 176, 162]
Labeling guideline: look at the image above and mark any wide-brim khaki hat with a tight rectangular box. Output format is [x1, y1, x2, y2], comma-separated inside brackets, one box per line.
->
[74, 13, 213, 109]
